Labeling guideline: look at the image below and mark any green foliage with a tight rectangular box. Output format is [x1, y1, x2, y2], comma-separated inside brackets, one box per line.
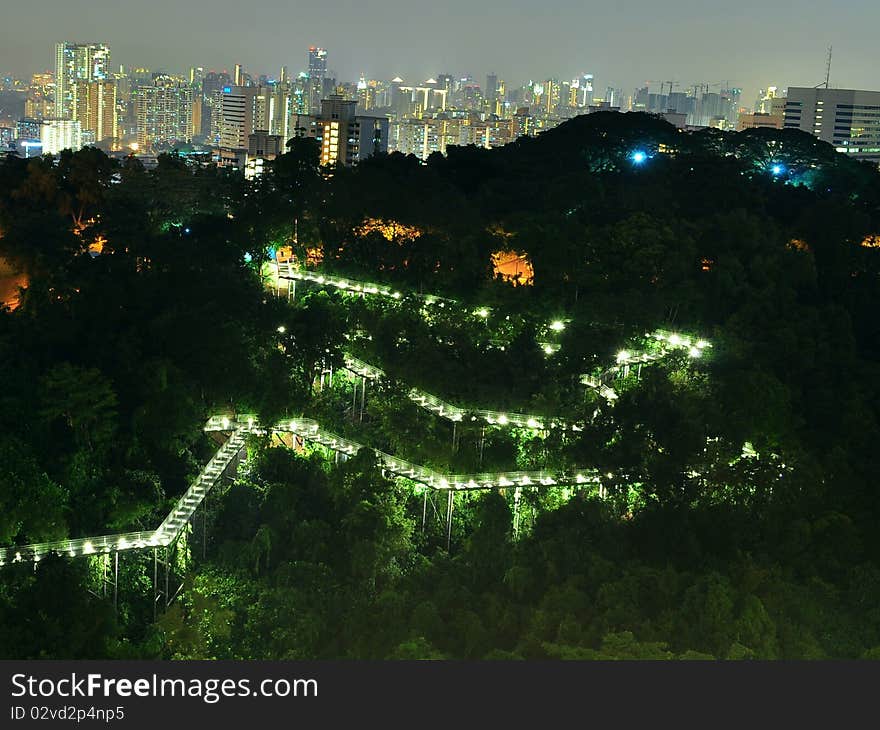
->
[3, 112, 880, 661]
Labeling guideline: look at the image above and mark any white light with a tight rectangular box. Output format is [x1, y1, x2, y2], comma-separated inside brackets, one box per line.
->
[688, 347, 701, 358]
[476, 308, 489, 318]
[527, 418, 539, 428]
[668, 334, 682, 346]
[392, 291, 402, 299]
[83, 542, 95, 555]
[277, 325, 286, 333]
[696, 339, 709, 349]
[616, 350, 631, 364]
[543, 344, 554, 355]
[222, 417, 230, 429]
[497, 414, 509, 425]
[550, 320, 565, 332]
[440, 478, 449, 488]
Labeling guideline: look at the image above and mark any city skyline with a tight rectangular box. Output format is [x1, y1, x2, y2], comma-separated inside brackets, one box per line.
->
[3, 0, 880, 108]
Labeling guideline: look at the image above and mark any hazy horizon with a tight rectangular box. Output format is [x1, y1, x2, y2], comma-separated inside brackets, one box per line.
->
[3, 0, 880, 107]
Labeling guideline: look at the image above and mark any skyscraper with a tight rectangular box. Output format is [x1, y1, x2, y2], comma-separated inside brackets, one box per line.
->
[308, 47, 327, 114]
[54, 42, 110, 119]
[218, 85, 258, 165]
[135, 75, 194, 150]
[486, 74, 498, 112]
[72, 79, 117, 146]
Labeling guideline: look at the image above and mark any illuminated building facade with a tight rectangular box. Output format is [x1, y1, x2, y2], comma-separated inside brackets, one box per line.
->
[54, 42, 110, 119]
[135, 75, 194, 149]
[72, 79, 117, 146]
[41, 118, 81, 154]
[784, 87, 880, 165]
[293, 95, 388, 166]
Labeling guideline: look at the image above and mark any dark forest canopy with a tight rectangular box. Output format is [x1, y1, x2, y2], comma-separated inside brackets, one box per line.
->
[1, 112, 880, 659]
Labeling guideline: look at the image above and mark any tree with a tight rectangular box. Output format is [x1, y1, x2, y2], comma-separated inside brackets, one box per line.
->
[39, 363, 118, 451]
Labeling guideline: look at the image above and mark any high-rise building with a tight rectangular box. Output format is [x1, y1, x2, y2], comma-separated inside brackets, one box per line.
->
[218, 85, 257, 154]
[784, 86, 880, 165]
[72, 79, 117, 146]
[307, 47, 327, 113]
[41, 118, 81, 154]
[513, 107, 534, 138]
[0, 125, 15, 150]
[25, 72, 55, 120]
[16, 118, 42, 141]
[755, 86, 781, 114]
[486, 73, 498, 112]
[54, 42, 110, 119]
[244, 130, 284, 179]
[135, 75, 194, 150]
[293, 94, 388, 166]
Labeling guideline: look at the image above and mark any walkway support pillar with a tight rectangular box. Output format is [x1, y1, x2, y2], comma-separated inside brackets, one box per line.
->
[445, 490, 454, 551]
[513, 487, 522, 538]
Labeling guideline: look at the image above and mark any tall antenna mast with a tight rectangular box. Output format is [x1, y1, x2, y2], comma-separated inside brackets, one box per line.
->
[825, 45, 832, 89]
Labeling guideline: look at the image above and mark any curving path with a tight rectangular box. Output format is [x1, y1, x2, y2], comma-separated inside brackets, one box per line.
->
[1, 416, 595, 566]
[1, 267, 712, 567]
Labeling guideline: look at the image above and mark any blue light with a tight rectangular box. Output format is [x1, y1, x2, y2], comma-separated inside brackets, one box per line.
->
[631, 150, 647, 164]
[244, 252, 253, 263]
[184, 227, 191, 234]
[771, 164, 784, 176]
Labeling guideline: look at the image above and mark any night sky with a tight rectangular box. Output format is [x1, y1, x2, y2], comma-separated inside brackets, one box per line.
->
[4, 0, 880, 104]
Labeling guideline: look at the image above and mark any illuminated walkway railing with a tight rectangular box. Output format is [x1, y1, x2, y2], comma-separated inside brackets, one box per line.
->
[0, 428, 248, 567]
[581, 330, 711, 401]
[207, 416, 597, 492]
[274, 264, 711, 405]
[276, 264, 402, 300]
[1, 415, 594, 567]
[343, 330, 710, 427]
[343, 354, 582, 431]
[275, 263, 458, 307]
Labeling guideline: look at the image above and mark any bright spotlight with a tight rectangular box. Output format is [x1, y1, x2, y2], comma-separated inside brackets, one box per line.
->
[631, 150, 648, 164]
